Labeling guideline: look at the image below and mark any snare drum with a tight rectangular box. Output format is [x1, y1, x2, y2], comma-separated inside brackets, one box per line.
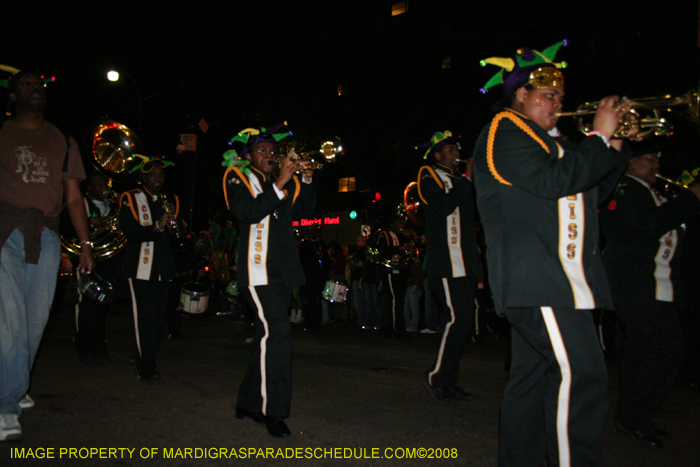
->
[179, 282, 210, 314]
[322, 280, 348, 303]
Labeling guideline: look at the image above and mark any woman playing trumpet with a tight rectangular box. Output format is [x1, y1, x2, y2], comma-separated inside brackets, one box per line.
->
[473, 41, 634, 466]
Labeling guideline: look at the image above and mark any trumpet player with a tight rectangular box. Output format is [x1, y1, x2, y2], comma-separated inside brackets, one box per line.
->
[474, 42, 632, 467]
[416, 131, 482, 403]
[120, 156, 182, 382]
[73, 172, 119, 363]
[223, 123, 315, 438]
[600, 143, 700, 449]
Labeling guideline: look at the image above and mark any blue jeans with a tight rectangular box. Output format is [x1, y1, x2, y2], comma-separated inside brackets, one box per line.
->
[0, 228, 61, 415]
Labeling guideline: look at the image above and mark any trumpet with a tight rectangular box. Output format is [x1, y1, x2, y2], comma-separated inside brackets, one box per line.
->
[555, 89, 699, 139]
[288, 150, 323, 172]
[655, 173, 690, 190]
[161, 195, 183, 239]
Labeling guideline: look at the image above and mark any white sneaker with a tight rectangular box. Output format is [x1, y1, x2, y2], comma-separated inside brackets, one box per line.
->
[19, 394, 34, 410]
[0, 414, 22, 441]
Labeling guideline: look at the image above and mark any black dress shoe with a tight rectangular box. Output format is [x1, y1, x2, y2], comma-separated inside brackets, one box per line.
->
[265, 418, 291, 438]
[448, 385, 472, 401]
[424, 381, 451, 403]
[263, 417, 291, 438]
[139, 372, 162, 383]
[614, 417, 663, 449]
[235, 407, 263, 424]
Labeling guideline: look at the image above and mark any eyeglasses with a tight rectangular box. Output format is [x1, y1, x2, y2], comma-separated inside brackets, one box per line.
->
[255, 148, 278, 157]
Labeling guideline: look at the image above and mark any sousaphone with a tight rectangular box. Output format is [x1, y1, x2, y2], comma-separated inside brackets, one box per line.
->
[61, 120, 146, 260]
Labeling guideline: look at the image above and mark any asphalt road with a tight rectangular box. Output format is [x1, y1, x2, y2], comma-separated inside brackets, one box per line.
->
[1, 297, 698, 466]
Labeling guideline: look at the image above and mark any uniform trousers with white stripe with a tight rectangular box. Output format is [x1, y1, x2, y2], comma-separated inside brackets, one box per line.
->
[613, 295, 683, 431]
[74, 256, 119, 357]
[381, 270, 408, 335]
[500, 307, 608, 467]
[427, 276, 476, 388]
[128, 279, 170, 378]
[237, 284, 292, 419]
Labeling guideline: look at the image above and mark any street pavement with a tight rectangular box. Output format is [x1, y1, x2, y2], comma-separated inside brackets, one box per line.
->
[1, 296, 698, 466]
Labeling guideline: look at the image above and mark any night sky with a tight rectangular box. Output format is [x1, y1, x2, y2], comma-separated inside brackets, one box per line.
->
[4, 1, 700, 227]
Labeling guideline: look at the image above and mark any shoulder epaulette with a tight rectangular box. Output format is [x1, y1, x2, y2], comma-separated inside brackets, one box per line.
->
[486, 111, 551, 186]
[417, 166, 443, 205]
[119, 190, 139, 220]
[292, 175, 302, 205]
[173, 194, 180, 217]
[223, 166, 256, 209]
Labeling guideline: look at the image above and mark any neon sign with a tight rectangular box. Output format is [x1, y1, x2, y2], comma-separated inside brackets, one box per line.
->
[293, 216, 341, 227]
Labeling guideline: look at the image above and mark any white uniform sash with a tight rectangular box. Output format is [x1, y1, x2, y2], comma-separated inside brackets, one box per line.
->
[556, 143, 594, 309]
[133, 191, 155, 280]
[246, 173, 271, 286]
[436, 170, 466, 278]
[648, 187, 676, 302]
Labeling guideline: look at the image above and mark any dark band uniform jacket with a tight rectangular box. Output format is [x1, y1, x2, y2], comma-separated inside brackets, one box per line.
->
[473, 109, 631, 314]
[224, 166, 316, 287]
[119, 189, 180, 281]
[600, 174, 700, 303]
[417, 163, 482, 280]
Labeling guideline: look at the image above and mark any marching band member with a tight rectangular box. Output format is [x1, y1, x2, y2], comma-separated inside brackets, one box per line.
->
[416, 131, 481, 402]
[223, 124, 315, 438]
[73, 172, 119, 363]
[600, 143, 700, 449]
[473, 41, 631, 466]
[376, 214, 412, 339]
[120, 156, 181, 382]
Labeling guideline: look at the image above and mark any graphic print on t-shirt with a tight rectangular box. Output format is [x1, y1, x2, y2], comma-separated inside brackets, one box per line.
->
[15, 145, 48, 183]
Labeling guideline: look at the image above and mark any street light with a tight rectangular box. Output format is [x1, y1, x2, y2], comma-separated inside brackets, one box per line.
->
[106, 69, 141, 128]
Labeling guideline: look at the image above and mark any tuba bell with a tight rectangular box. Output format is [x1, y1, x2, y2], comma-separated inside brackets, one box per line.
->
[366, 205, 419, 269]
[60, 120, 145, 260]
[403, 182, 426, 227]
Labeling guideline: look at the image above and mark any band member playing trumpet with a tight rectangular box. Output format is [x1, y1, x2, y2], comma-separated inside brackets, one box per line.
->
[73, 172, 119, 363]
[223, 123, 315, 438]
[474, 41, 632, 466]
[416, 131, 481, 402]
[600, 143, 700, 449]
[376, 214, 412, 339]
[120, 156, 181, 382]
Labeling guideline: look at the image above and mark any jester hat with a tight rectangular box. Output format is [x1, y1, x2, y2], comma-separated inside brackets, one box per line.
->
[130, 155, 175, 174]
[222, 122, 292, 173]
[479, 40, 568, 94]
[416, 131, 459, 159]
